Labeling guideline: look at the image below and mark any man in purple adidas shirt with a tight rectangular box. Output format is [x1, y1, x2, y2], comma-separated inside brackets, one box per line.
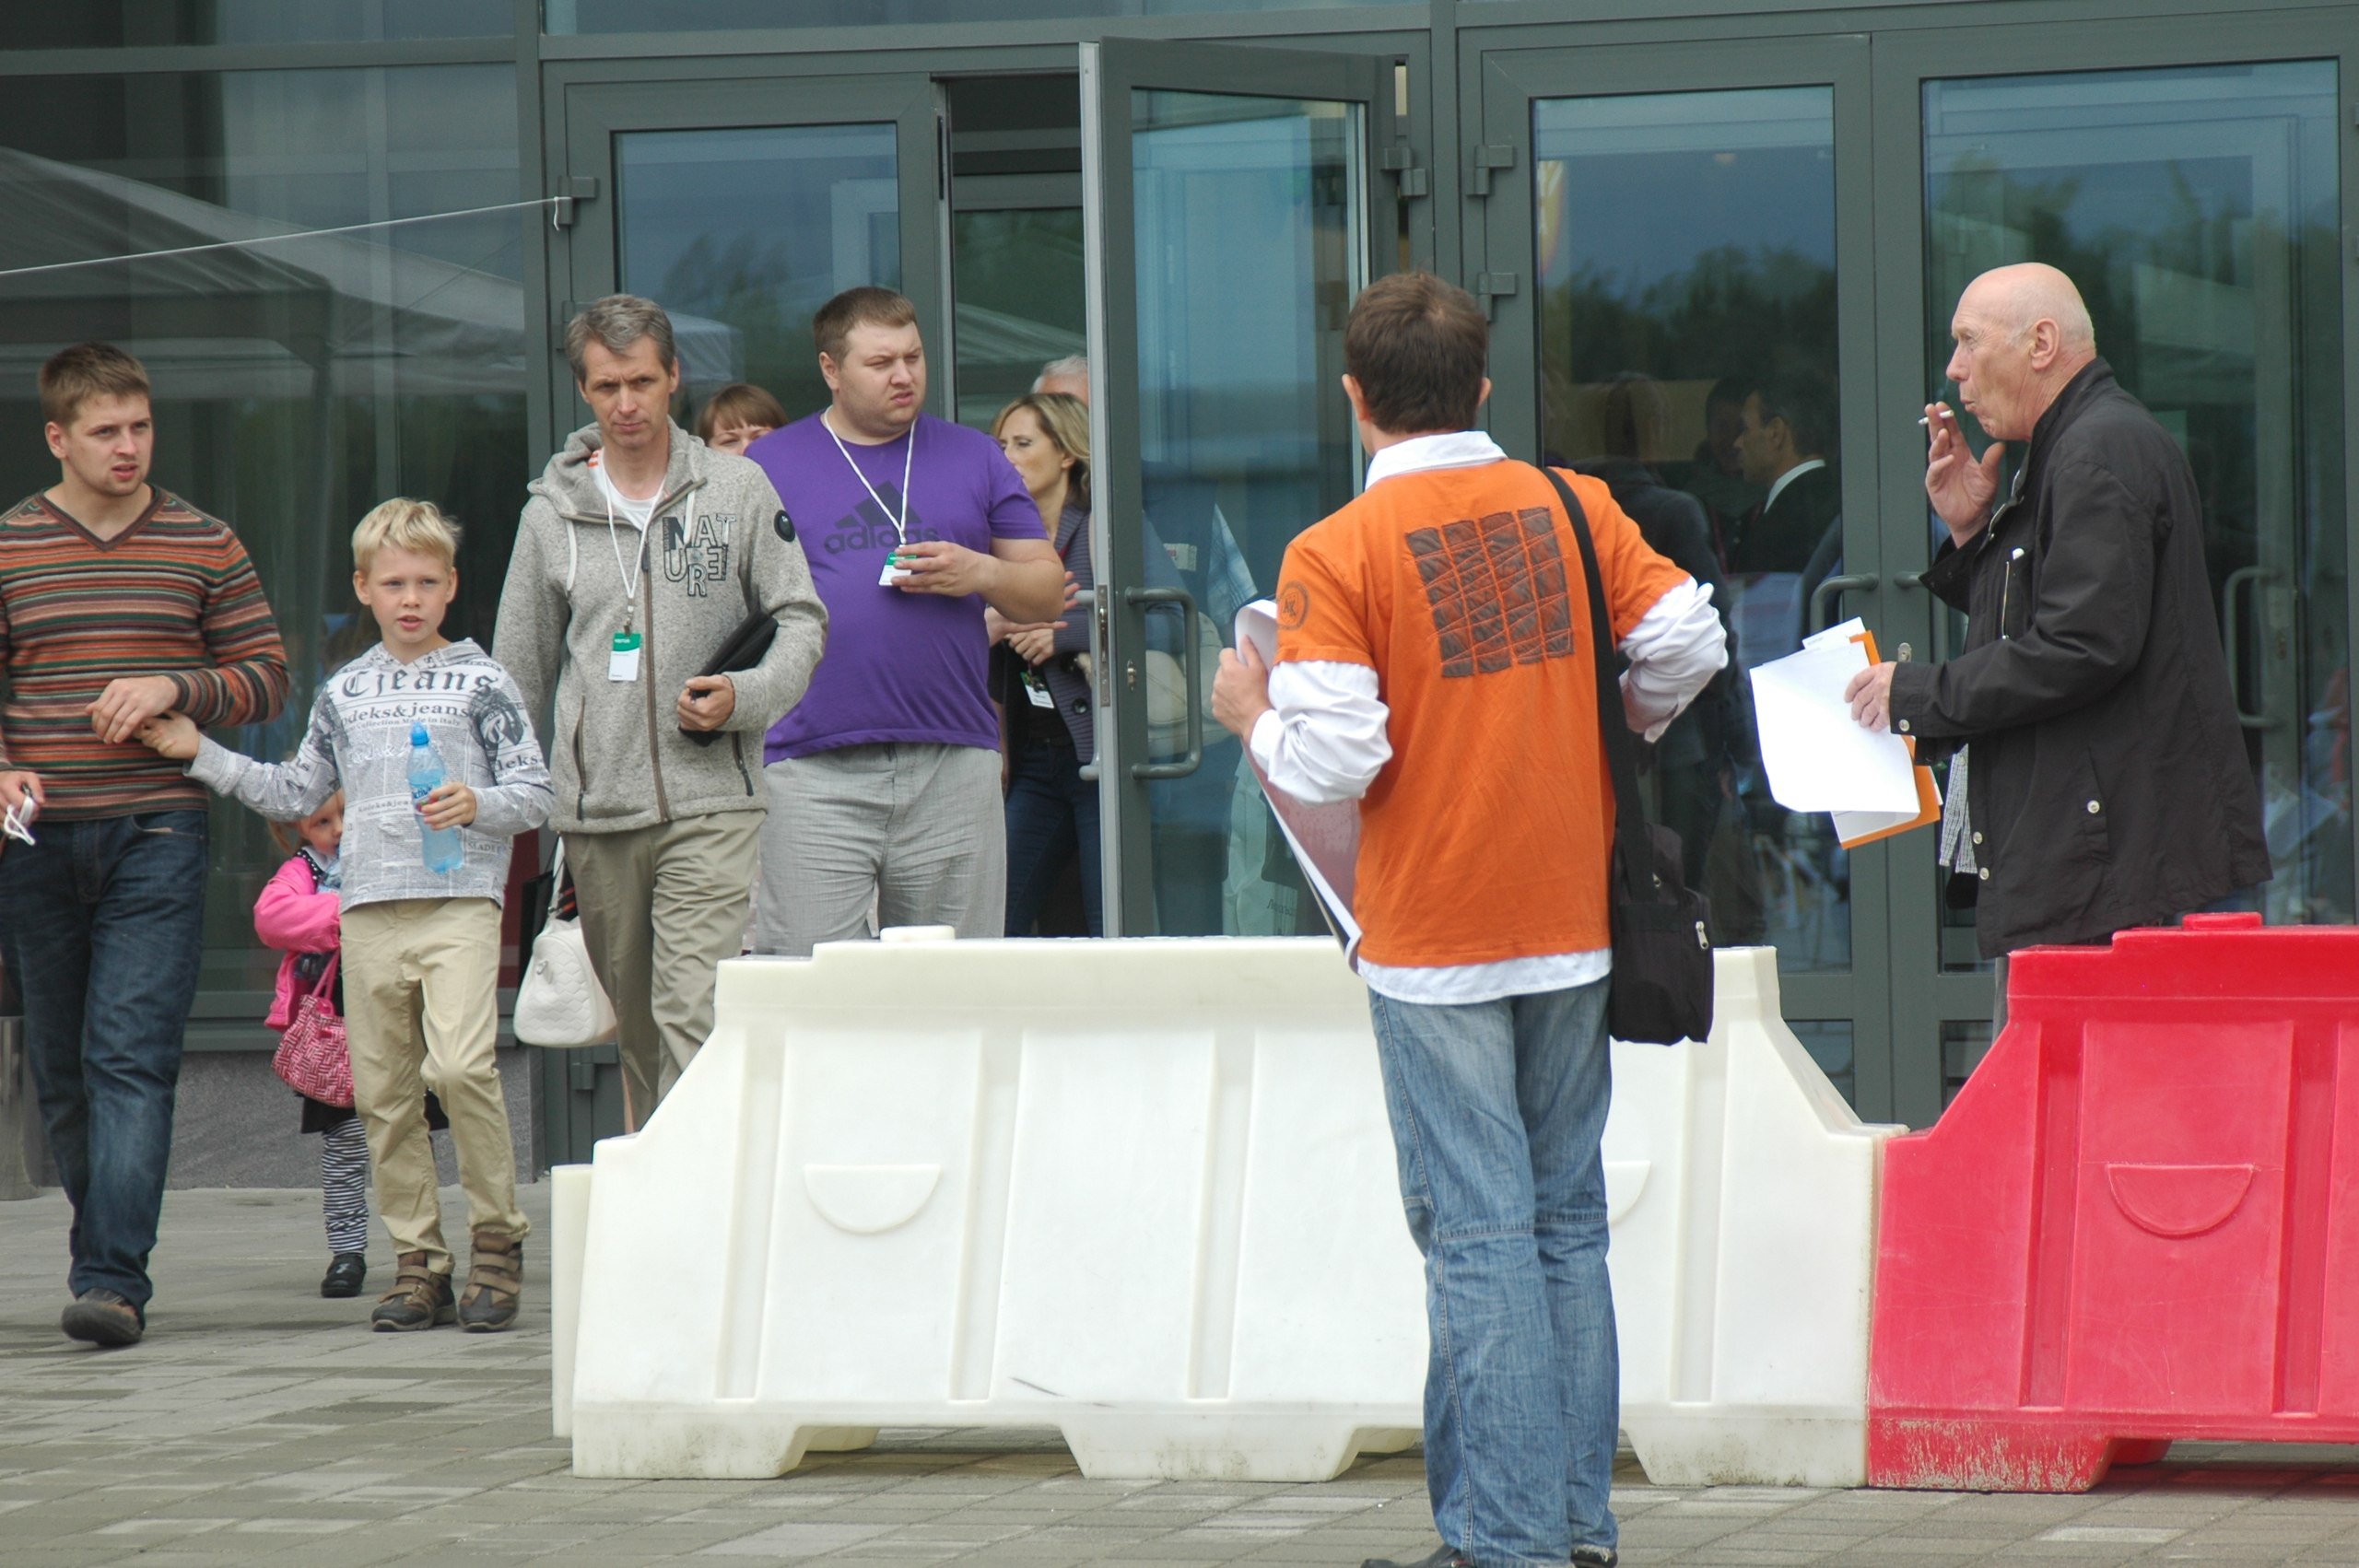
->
[745, 287, 1063, 954]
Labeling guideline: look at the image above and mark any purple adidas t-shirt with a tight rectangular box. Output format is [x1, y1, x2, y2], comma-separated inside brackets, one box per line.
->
[750, 410, 1045, 761]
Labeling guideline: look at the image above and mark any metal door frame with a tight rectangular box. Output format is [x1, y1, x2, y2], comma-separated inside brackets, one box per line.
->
[545, 70, 946, 456]
[1870, 8, 2359, 1125]
[1469, 33, 1895, 1116]
[1081, 36, 1402, 935]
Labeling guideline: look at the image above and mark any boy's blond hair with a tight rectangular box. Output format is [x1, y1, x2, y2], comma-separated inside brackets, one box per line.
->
[351, 497, 462, 575]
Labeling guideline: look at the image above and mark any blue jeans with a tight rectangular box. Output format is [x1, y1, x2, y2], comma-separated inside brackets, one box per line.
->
[0, 809, 209, 1310]
[1367, 977, 1619, 1566]
[1003, 731, 1101, 937]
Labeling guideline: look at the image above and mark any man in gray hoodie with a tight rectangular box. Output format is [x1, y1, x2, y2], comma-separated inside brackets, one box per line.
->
[496, 295, 827, 1124]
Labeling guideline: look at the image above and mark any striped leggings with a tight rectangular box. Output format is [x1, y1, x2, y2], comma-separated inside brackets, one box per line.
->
[319, 1117, 371, 1254]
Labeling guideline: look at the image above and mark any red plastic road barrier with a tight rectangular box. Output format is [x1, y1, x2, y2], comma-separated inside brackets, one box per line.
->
[1868, 912, 2359, 1491]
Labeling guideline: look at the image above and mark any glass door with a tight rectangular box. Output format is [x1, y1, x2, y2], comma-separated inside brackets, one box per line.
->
[552, 73, 944, 441]
[543, 72, 944, 1158]
[1082, 39, 1395, 936]
[1476, 38, 1894, 1113]
[1875, 22, 2351, 1123]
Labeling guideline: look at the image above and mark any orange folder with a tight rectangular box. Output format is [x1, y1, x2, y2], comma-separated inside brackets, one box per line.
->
[1832, 627, 1942, 849]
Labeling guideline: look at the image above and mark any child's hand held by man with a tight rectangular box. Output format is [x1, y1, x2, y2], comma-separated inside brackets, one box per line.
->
[136, 712, 201, 761]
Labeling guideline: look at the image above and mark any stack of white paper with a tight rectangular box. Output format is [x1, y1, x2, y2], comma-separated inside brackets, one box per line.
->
[1747, 618, 1923, 816]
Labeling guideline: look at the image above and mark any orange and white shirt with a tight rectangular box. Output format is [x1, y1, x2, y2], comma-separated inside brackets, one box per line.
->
[1256, 431, 1725, 1003]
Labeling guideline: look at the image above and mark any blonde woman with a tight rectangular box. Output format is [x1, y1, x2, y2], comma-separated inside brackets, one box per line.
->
[989, 392, 1101, 934]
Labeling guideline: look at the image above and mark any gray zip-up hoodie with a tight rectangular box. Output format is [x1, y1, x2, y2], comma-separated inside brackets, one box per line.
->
[495, 421, 827, 834]
[188, 639, 552, 909]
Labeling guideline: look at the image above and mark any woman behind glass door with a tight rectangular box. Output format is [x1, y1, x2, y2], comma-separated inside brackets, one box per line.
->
[990, 393, 1106, 935]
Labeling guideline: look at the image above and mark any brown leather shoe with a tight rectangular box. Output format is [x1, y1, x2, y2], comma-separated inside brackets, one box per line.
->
[458, 1228, 522, 1333]
[370, 1251, 454, 1331]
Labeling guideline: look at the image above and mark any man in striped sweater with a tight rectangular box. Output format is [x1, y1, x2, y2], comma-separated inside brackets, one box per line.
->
[0, 344, 289, 1348]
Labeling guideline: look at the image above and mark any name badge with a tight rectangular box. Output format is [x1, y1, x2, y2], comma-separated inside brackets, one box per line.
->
[1020, 670, 1055, 709]
[608, 630, 643, 683]
[877, 554, 910, 589]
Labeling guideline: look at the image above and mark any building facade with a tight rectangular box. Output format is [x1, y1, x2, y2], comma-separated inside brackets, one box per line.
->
[3, 0, 2350, 1162]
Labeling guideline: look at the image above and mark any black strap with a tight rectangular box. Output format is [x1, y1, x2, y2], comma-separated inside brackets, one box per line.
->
[1542, 463, 1654, 897]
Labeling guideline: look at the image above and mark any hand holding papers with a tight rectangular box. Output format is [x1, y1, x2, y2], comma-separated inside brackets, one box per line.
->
[1748, 618, 1942, 847]
[1235, 600, 1363, 962]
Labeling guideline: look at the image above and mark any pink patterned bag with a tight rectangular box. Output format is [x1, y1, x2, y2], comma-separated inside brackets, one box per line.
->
[272, 955, 354, 1108]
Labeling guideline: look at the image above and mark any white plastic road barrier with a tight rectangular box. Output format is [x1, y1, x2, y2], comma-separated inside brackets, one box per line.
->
[567, 936, 1426, 1481]
[1607, 946, 1903, 1487]
[547, 1162, 593, 1441]
[558, 938, 1896, 1486]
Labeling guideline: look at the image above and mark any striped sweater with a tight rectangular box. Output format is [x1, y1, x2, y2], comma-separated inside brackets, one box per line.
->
[0, 488, 289, 819]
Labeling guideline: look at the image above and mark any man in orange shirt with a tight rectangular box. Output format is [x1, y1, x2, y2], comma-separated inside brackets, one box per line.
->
[1214, 275, 1724, 1568]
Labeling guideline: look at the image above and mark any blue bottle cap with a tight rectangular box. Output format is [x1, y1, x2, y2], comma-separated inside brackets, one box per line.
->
[411, 721, 429, 745]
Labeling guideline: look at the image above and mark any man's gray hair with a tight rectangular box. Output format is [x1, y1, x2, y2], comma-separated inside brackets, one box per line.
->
[1033, 354, 1089, 392]
[566, 294, 677, 383]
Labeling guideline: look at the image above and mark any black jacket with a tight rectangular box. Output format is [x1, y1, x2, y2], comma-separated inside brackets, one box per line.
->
[1732, 462, 1838, 577]
[1888, 359, 2269, 957]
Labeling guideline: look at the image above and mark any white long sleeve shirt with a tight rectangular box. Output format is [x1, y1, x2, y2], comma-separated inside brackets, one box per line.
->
[1250, 431, 1729, 1004]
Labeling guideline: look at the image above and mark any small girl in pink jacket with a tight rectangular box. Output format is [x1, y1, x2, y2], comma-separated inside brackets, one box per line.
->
[254, 793, 378, 1299]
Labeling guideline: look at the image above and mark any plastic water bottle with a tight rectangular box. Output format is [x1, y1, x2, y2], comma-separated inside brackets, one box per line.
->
[408, 722, 464, 874]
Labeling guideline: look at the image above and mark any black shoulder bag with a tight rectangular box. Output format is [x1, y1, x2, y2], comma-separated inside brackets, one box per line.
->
[1543, 465, 1716, 1047]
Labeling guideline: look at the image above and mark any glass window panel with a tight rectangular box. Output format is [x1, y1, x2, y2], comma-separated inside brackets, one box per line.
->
[1923, 61, 2349, 929]
[952, 208, 1086, 430]
[0, 64, 526, 1007]
[1942, 1019, 1994, 1106]
[548, 0, 1374, 32]
[1125, 88, 1362, 936]
[9, 2, 506, 46]
[1535, 87, 1846, 974]
[947, 75, 1086, 433]
[616, 124, 898, 436]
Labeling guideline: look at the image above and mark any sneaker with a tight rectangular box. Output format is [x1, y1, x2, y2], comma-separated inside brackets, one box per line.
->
[370, 1252, 454, 1331]
[1363, 1549, 1468, 1568]
[1571, 1548, 1619, 1567]
[457, 1228, 523, 1333]
[60, 1288, 143, 1348]
[321, 1252, 368, 1299]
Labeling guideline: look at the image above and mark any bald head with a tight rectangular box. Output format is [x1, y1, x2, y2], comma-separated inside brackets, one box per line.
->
[1944, 263, 2098, 442]
[1967, 263, 2096, 358]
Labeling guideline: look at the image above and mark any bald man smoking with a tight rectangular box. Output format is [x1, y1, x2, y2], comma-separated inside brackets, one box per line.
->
[1844, 263, 2267, 1010]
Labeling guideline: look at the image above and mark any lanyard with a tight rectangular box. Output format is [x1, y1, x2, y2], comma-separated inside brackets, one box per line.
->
[824, 410, 915, 547]
[594, 453, 652, 631]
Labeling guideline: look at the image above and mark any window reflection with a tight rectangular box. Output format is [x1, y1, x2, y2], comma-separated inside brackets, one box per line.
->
[1535, 87, 1845, 973]
[1923, 60, 2349, 931]
[7, 2, 503, 47]
[616, 124, 899, 430]
[0, 64, 526, 996]
[547, 0, 1373, 32]
[1127, 90, 1362, 936]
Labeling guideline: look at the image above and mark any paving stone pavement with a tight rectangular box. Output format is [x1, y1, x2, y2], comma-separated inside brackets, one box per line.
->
[6, 1184, 2359, 1566]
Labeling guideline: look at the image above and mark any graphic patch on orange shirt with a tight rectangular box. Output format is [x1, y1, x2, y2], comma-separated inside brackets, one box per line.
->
[1404, 505, 1577, 678]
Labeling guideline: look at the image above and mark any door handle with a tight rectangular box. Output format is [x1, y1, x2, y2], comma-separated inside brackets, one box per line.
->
[2220, 565, 2279, 730]
[1809, 572, 1877, 636]
[1125, 585, 1203, 779]
[1890, 569, 1950, 662]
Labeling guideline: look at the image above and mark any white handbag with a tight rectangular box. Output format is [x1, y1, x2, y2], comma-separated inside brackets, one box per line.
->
[512, 839, 618, 1048]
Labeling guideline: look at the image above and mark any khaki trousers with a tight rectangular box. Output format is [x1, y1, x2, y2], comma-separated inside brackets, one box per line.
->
[567, 811, 760, 1128]
[341, 897, 526, 1276]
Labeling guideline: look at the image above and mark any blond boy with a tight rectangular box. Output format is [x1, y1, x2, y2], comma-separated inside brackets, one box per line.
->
[144, 500, 551, 1332]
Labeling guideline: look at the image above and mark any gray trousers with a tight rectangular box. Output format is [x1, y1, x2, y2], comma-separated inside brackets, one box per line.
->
[754, 743, 1005, 957]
